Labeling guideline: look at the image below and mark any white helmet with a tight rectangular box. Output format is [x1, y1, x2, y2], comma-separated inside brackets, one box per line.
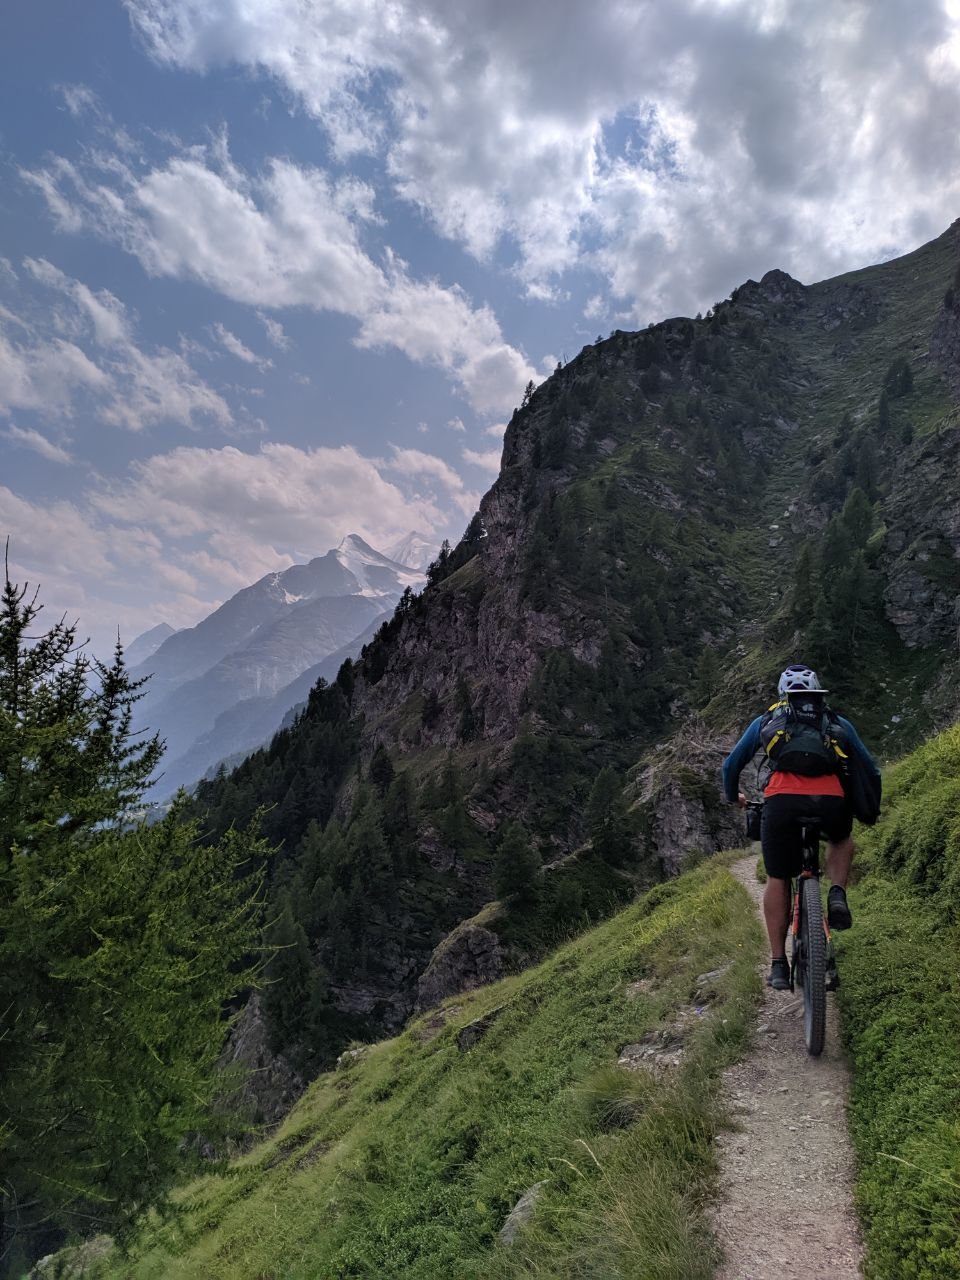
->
[777, 663, 828, 695]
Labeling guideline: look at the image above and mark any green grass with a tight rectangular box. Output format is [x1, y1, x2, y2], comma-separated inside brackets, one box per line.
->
[93, 859, 762, 1279]
[837, 722, 960, 1278]
[838, 872, 960, 1279]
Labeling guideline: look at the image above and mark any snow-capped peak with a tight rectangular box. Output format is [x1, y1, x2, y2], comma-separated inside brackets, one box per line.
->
[335, 534, 425, 597]
[337, 533, 391, 566]
[385, 530, 441, 571]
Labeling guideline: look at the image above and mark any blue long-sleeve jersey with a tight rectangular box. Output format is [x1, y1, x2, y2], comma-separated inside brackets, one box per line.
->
[721, 713, 879, 803]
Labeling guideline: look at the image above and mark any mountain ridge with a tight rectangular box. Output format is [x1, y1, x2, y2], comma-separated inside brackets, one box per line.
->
[188, 219, 960, 1102]
[125, 621, 177, 667]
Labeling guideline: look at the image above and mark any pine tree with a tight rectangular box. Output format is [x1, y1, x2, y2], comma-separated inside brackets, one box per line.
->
[383, 769, 417, 841]
[878, 388, 890, 432]
[809, 516, 861, 669]
[426, 540, 452, 586]
[884, 356, 914, 398]
[586, 767, 633, 866]
[0, 568, 268, 1255]
[463, 512, 486, 544]
[383, 769, 418, 871]
[554, 510, 580, 574]
[523, 530, 551, 608]
[841, 486, 873, 548]
[455, 675, 477, 741]
[854, 435, 878, 499]
[493, 821, 542, 902]
[438, 779, 472, 849]
[792, 542, 816, 620]
[265, 890, 331, 1071]
[694, 646, 721, 705]
[325, 885, 353, 960]
[369, 743, 395, 796]
[345, 792, 392, 892]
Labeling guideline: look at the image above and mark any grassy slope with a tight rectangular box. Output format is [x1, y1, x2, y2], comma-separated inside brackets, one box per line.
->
[96, 859, 761, 1280]
[838, 723, 960, 1279]
[800, 227, 956, 440]
[711, 225, 960, 749]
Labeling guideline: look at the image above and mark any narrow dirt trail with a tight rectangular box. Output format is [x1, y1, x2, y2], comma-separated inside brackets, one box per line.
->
[713, 856, 863, 1279]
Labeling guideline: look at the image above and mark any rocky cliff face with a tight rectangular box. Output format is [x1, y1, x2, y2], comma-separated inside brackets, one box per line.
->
[931, 284, 960, 396]
[882, 425, 960, 650]
[352, 406, 589, 749]
[415, 919, 506, 1013]
[218, 994, 304, 1129]
[632, 723, 747, 877]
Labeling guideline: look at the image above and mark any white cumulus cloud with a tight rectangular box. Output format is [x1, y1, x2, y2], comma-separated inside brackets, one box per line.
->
[121, 0, 960, 315]
[211, 322, 273, 370]
[91, 440, 462, 548]
[4, 424, 73, 464]
[257, 311, 291, 350]
[462, 446, 501, 475]
[25, 142, 535, 414]
[1, 258, 230, 430]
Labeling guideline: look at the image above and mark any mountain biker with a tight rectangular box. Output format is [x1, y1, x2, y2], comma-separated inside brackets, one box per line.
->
[721, 664, 880, 991]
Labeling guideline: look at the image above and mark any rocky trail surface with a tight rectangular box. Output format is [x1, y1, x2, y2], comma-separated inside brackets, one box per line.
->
[713, 856, 863, 1279]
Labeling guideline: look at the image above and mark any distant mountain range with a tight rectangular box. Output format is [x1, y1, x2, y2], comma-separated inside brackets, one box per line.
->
[134, 534, 436, 800]
[125, 621, 178, 667]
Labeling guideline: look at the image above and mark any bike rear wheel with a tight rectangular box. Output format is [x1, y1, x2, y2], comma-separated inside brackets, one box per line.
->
[801, 876, 826, 1056]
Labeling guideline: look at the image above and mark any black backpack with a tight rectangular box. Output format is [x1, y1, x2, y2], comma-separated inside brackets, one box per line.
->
[759, 695, 846, 777]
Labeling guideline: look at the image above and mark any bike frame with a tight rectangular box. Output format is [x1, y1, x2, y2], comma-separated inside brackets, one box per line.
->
[788, 821, 829, 993]
[789, 817, 840, 1054]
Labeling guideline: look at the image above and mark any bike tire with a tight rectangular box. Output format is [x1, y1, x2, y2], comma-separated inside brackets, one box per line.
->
[801, 876, 826, 1056]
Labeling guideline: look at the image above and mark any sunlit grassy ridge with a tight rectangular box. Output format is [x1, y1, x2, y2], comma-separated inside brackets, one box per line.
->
[839, 722, 960, 1279]
[96, 858, 761, 1279]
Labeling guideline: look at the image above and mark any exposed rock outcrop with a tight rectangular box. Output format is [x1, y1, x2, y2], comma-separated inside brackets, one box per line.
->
[499, 1181, 549, 1245]
[335, 1045, 369, 1070]
[881, 427, 960, 649]
[632, 721, 746, 876]
[932, 294, 960, 397]
[29, 1235, 113, 1278]
[416, 920, 506, 1013]
[218, 993, 304, 1128]
[816, 282, 880, 332]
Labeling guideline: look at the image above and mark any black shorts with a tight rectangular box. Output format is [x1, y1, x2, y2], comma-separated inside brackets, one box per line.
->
[760, 793, 853, 880]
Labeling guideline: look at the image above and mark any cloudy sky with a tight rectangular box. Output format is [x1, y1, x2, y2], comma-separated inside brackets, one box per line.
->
[4, 0, 960, 654]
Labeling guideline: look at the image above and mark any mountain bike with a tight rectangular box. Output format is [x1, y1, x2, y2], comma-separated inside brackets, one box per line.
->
[788, 815, 839, 1057]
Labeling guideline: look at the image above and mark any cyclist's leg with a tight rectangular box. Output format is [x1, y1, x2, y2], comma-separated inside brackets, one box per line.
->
[760, 796, 802, 964]
[822, 798, 855, 929]
[763, 876, 790, 957]
[825, 834, 854, 887]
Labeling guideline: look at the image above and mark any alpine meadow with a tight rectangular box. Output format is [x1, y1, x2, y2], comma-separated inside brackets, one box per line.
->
[5, 216, 960, 1276]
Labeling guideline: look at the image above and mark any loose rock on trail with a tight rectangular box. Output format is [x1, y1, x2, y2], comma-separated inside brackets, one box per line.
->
[713, 856, 863, 1279]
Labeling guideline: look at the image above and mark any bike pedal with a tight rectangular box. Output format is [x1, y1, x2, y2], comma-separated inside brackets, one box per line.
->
[825, 972, 840, 991]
